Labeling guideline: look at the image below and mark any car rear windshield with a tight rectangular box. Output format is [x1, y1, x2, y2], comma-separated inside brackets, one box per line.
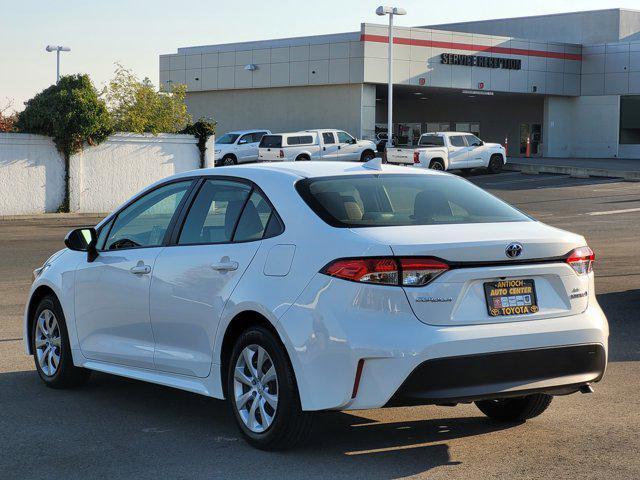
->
[259, 135, 283, 148]
[217, 133, 241, 144]
[296, 174, 531, 227]
[419, 135, 445, 147]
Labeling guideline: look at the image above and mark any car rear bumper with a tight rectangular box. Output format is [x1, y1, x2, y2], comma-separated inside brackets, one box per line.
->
[385, 343, 605, 407]
[277, 275, 609, 411]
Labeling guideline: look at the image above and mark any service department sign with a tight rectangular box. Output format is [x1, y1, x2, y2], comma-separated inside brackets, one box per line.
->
[441, 53, 521, 70]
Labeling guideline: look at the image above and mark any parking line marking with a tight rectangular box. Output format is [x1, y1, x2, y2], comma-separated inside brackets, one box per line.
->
[587, 207, 640, 216]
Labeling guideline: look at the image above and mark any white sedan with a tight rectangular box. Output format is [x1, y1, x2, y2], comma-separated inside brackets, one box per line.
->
[25, 160, 608, 450]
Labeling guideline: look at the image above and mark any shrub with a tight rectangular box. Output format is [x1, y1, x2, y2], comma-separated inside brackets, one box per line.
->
[181, 117, 217, 168]
[17, 75, 113, 211]
[0, 100, 18, 132]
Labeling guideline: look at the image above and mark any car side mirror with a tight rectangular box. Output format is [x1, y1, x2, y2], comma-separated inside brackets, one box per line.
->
[64, 227, 98, 262]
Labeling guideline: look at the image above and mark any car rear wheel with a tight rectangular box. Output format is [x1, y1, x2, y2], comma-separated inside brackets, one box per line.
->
[227, 326, 313, 450]
[32, 295, 91, 388]
[487, 155, 504, 174]
[429, 159, 445, 171]
[295, 154, 310, 161]
[360, 150, 375, 162]
[222, 155, 237, 166]
[475, 393, 553, 421]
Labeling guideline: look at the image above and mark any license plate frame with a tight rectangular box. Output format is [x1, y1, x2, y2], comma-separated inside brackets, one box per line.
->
[483, 279, 539, 317]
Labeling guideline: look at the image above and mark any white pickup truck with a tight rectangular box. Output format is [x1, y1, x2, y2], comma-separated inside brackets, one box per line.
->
[386, 132, 507, 173]
[258, 129, 377, 162]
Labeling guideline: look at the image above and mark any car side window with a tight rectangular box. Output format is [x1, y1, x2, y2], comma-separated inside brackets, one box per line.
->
[239, 134, 252, 145]
[252, 132, 267, 143]
[322, 132, 336, 144]
[234, 190, 275, 242]
[449, 135, 466, 147]
[105, 181, 192, 250]
[336, 131, 354, 144]
[464, 135, 482, 147]
[178, 180, 252, 245]
[96, 218, 114, 251]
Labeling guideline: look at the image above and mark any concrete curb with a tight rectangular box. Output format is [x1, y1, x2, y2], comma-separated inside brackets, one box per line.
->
[505, 162, 640, 181]
[0, 213, 106, 221]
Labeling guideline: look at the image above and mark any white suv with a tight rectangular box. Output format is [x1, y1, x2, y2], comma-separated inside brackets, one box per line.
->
[25, 162, 608, 451]
[214, 129, 271, 166]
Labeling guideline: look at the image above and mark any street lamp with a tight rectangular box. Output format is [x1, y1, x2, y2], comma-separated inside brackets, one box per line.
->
[376, 6, 406, 149]
[45, 45, 71, 83]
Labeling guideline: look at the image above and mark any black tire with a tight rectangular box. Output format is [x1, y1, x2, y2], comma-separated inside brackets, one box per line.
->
[32, 295, 91, 389]
[360, 150, 375, 162]
[222, 155, 237, 166]
[295, 154, 310, 161]
[227, 326, 313, 450]
[429, 159, 445, 171]
[487, 155, 504, 174]
[475, 393, 553, 422]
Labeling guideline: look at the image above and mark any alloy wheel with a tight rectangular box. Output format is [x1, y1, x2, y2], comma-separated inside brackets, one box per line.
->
[233, 344, 279, 433]
[35, 309, 62, 377]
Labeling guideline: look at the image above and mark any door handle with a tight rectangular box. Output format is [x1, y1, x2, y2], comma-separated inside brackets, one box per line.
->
[130, 264, 151, 275]
[211, 261, 239, 272]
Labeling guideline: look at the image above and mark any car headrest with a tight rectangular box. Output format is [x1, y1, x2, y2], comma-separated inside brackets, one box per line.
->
[413, 189, 452, 222]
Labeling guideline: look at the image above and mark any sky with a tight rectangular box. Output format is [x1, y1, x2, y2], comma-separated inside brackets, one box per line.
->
[1, 0, 639, 111]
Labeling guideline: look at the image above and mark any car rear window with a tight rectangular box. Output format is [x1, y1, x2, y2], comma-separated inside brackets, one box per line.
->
[296, 174, 531, 227]
[418, 135, 444, 147]
[259, 135, 282, 148]
[286, 135, 314, 146]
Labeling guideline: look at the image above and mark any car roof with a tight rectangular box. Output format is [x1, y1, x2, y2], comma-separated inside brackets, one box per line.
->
[225, 129, 270, 135]
[188, 161, 446, 180]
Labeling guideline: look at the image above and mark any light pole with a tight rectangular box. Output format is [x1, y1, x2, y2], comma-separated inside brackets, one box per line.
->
[376, 6, 406, 149]
[45, 45, 71, 83]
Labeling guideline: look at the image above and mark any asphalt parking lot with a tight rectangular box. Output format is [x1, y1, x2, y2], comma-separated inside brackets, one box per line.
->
[1, 171, 639, 479]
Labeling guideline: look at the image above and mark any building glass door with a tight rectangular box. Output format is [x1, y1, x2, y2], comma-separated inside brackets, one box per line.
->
[520, 123, 542, 156]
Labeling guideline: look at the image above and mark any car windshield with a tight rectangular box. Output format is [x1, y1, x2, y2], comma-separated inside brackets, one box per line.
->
[296, 174, 531, 227]
[217, 133, 241, 144]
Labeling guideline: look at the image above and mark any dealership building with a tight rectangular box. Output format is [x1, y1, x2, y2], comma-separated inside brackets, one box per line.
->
[160, 8, 640, 158]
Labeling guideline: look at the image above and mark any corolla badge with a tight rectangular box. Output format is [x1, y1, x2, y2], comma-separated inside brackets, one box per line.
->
[505, 242, 523, 258]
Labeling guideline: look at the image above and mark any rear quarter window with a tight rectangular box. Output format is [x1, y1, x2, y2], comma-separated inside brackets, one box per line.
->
[419, 135, 444, 147]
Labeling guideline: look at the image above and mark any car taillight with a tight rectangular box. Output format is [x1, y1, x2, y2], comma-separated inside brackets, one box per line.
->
[321, 257, 448, 286]
[322, 258, 398, 285]
[413, 151, 420, 164]
[399, 257, 449, 286]
[279, 149, 284, 158]
[566, 246, 595, 275]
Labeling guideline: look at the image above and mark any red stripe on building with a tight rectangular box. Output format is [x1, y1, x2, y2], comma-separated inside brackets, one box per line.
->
[360, 34, 582, 61]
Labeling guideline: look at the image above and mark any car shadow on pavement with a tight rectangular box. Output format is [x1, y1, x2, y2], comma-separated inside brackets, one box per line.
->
[0, 369, 515, 480]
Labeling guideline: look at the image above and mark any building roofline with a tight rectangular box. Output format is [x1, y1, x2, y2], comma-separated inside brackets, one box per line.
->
[175, 31, 360, 55]
[424, 7, 638, 30]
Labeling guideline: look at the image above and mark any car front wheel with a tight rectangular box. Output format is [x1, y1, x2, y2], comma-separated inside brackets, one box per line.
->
[475, 393, 553, 421]
[487, 155, 504, 174]
[227, 326, 313, 450]
[32, 295, 91, 388]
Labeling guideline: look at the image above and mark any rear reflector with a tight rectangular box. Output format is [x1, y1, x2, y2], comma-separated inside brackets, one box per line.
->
[279, 149, 285, 158]
[413, 151, 420, 164]
[321, 257, 448, 286]
[351, 359, 365, 398]
[566, 246, 595, 275]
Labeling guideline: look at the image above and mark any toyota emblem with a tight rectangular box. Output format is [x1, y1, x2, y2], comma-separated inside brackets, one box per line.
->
[505, 243, 523, 258]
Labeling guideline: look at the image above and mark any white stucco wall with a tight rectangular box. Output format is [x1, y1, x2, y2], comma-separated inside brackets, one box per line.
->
[543, 95, 620, 158]
[0, 133, 65, 215]
[69, 133, 205, 213]
[1, 133, 212, 216]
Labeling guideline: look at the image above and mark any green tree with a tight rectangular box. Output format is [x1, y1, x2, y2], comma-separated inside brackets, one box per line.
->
[104, 64, 191, 134]
[17, 75, 113, 212]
